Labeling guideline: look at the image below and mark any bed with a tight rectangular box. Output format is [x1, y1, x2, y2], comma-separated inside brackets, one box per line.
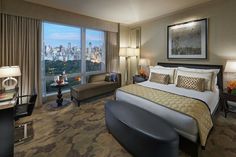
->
[115, 62, 223, 157]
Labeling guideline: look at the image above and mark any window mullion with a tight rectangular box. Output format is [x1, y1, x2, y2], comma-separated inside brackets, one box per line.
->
[81, 28, 86, 84]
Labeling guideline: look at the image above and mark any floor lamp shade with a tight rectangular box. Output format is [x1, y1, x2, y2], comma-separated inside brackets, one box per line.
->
[119, 47, 127, 57]
[0, 66, 21, 90]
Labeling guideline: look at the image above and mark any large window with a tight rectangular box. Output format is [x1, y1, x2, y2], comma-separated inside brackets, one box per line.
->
[86, 29, 106, 72]
[42, 22, 106, 95]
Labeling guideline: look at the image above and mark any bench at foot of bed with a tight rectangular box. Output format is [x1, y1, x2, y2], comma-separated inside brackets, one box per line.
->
[105, 100, 179, 157]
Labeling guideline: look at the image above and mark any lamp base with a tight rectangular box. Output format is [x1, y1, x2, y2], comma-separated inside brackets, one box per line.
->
[2, 77, 18, 90]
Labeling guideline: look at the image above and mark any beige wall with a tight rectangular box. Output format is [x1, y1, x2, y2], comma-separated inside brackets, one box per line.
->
[139, 0, 236, 66]
[1, 0, 118, 32]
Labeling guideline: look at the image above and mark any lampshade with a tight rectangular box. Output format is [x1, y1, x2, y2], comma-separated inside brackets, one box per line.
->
[126, 48, 136, 57]
[119, 47, 138, 57]
[139, 58, 150, 66]
[119, 47, 127, 57]
[135, 48, 140, 56]
[0, 66, 21, 78]
[224, 60, 236, 72]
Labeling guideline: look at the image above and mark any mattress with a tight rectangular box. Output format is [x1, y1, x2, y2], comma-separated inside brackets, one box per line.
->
[115, 81, 219, 142]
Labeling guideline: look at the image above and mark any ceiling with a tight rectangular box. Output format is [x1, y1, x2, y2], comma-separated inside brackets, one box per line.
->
[25, 0, 212, 25]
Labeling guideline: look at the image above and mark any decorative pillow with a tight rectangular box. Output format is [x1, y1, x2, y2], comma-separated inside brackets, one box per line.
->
[177, 67, 220, 91]
[149, 73, 170, 85]
[149, 66, 176, 83]
[175, 69, 213, 91]
[110, 73, 118, 82]
[176, 75, 205, 92]
[104, 74, 111, 82]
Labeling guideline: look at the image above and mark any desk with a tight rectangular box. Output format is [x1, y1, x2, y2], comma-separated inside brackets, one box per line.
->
[0, 89, 18, 157]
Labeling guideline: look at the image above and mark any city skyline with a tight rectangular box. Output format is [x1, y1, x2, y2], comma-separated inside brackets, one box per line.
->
[43, 22, 105, 47]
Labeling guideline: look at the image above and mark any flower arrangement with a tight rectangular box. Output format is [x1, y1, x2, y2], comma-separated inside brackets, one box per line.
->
[227, 80, 236, 94]
[139, 68, 146, 78]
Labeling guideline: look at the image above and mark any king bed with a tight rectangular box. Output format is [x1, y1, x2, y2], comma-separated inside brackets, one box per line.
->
[115, 62, 223, 157]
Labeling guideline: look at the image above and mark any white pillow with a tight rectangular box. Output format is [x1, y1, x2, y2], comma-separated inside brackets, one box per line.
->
[149, 66, 176, 83]
[177, 67, 219, 91]
[175, 69, 213, 91]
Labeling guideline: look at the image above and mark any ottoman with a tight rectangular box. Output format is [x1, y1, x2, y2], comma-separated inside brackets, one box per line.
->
[105, 100, 179, 157]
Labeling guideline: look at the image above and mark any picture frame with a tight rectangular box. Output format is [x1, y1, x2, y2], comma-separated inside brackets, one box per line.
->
[167, 18, 208, 59]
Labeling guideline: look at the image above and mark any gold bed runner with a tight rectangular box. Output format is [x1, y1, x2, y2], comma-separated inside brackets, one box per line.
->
[118, 84, 213, 146]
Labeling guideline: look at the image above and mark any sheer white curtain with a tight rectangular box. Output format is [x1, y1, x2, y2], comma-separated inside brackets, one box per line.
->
[0, 13, 42, 106]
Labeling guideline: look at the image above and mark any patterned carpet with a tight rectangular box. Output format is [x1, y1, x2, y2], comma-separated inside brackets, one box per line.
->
[14, 96, 236, 157]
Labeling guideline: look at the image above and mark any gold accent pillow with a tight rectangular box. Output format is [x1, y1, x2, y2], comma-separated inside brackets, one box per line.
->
[150, 73, 170, 84]
[177, 75, 205, 92]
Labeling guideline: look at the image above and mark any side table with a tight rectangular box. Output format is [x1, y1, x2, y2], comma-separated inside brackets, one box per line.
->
[50, 82, 70, 107]
[221, 92, 236, 118]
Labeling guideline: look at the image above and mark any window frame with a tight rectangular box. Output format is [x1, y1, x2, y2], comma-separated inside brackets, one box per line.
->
[41, 21, 106, 96]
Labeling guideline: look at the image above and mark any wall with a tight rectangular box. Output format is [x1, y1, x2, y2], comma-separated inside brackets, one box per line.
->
[1, 0, 118, 32]
[139, 0, 236, 66]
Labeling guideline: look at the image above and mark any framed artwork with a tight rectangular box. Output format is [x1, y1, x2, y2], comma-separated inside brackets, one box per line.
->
[167, 18, 208, 59]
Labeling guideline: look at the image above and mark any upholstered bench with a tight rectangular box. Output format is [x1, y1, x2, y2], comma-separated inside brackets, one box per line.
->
[105, 100, 179, 157]
[71, 73, 121, 106]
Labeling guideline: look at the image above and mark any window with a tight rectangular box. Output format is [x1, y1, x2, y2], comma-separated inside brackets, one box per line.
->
[41, 22, 106, 95]
[85, 29, 106, 73]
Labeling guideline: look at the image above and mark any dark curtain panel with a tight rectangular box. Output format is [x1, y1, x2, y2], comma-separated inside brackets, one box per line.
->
[0, 13, 42, 106]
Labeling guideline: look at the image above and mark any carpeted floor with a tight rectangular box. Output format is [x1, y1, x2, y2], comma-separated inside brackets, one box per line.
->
[14, 96, 236, 157]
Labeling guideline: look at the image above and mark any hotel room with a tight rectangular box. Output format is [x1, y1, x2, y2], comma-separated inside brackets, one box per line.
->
[0, 0, 236, 157]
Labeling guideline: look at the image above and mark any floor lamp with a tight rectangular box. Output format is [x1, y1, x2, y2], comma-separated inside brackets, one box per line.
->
[119, 47, 137, 84]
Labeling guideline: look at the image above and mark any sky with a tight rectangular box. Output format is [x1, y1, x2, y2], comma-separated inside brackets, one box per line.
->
[43, 22, 104, 47]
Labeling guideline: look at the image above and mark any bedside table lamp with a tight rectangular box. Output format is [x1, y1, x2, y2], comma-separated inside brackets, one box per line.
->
[225, 60, 236, 73]
[139, 58, 150, 78]
[0, 66, 21, 90]
[224, 60, 236, 94]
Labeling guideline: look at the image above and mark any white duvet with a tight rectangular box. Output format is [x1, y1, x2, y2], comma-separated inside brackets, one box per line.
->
[115, 81, 219, 142]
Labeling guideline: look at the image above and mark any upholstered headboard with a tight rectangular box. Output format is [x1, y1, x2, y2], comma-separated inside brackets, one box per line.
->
[157, 62, 223, 91]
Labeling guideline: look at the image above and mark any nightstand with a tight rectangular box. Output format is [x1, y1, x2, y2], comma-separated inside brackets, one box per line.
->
[133, 75, 148, 84]
[221, 91, 236, 118]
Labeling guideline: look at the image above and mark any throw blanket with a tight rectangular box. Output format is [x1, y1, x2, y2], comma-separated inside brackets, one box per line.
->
[118, 84, 213, 146]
